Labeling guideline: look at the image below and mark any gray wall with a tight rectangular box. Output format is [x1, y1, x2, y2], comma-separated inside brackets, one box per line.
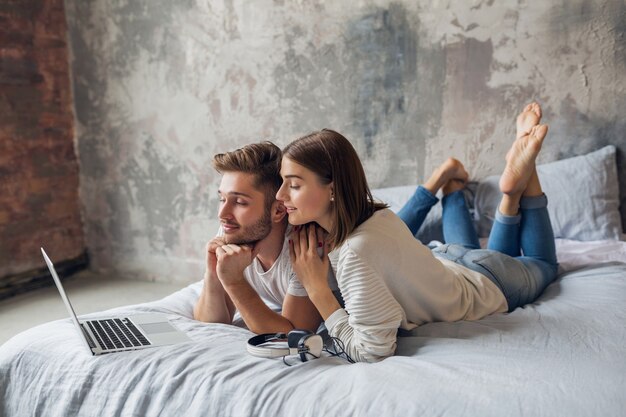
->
[65, 0, 626, 283]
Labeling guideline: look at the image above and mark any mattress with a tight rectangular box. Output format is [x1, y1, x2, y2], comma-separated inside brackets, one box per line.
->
[1, 242, 625, 417]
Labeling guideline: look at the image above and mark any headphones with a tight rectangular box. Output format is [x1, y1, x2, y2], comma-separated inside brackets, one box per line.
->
[247, 329, 324, 362]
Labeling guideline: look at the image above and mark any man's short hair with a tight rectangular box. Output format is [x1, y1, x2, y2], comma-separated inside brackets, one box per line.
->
[212, 141, 283, 210]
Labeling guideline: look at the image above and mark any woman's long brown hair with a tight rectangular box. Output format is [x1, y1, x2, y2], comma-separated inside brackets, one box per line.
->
[283, 129, 387, 247]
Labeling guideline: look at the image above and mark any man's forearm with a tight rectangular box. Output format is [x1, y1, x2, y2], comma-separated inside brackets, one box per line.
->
[193, 273, 234, 323]
[223, 281, 294, 334]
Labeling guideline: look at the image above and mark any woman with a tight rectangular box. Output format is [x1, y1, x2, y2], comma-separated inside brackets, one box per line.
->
[276, 104, 558, 363]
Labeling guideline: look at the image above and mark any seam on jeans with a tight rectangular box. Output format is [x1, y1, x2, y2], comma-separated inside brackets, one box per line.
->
[471, 257, 509, 300]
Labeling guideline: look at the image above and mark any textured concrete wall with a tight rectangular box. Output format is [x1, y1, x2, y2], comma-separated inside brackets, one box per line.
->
[0, 0, 84, 278]
[65, 0, 626, 283]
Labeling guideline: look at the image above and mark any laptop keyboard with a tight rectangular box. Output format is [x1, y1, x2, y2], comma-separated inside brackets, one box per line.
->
[86, 318, 151, 350]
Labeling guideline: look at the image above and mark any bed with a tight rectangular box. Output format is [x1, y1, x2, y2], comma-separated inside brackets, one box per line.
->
[1, 146, 625, 417]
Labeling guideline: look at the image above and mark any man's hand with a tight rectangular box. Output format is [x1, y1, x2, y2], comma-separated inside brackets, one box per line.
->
[194, 237, 235, 323]
[215, 243, 258, 285]
[205, 237, 226, 281]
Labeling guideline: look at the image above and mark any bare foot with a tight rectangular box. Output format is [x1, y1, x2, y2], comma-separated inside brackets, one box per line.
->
[424, 158, 469, 194]
[516, 102, 542, 139]
[442, 179, 466, 195]
[439, 158, 469, 183]
[500, 124, 549, 195]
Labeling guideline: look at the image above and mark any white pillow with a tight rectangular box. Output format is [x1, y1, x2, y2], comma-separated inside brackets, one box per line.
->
[372, 145, 623, 242]
[370, 185, 418, 214]
[475, 145, 622, 241]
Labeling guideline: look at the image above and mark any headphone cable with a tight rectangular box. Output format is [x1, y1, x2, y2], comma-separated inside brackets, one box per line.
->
[281, 336, 355, 366]
[324, 336, 355, 364]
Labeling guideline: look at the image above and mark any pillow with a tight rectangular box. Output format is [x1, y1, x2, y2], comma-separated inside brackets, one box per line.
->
[474, 145, 622, 241]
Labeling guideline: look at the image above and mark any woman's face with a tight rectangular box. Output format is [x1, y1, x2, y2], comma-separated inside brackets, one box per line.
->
[276, 157, 334, 229]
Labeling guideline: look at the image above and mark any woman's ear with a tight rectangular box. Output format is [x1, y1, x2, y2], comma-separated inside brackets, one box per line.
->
[329, 182, 334, 202]
[272, 200, 288, 223]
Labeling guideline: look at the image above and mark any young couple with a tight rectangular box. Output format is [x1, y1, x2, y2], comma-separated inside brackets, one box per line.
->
[194, 102, 558, 363]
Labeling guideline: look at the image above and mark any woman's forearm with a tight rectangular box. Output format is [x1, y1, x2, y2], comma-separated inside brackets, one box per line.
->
[308, 285, 342, 320]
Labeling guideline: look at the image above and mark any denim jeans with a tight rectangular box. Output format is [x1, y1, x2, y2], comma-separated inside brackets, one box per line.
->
[398, 186, 559, 311]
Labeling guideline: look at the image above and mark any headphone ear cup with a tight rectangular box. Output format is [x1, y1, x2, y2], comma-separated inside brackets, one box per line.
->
[298, 334, 323, 362]
[287, 329, 313, 348]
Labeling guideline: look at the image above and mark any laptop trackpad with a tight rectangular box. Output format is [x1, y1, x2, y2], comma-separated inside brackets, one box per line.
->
[139, 322, 175, 334]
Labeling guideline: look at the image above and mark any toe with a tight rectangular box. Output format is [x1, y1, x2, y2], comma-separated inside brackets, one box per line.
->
[533, 101, 541, 117]
[531, 124, 548, 142]
[530, 102, 542, 118]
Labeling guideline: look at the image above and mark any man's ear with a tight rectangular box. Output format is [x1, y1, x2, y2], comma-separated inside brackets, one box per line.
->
[271, 200, 287, 223]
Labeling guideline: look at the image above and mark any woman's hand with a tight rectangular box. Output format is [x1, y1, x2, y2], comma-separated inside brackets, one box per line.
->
[289, 224, 331, 296]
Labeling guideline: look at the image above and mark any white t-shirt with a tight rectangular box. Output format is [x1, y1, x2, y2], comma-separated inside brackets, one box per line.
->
[217, 226, 338, 311]
[325, 209, 507, 362]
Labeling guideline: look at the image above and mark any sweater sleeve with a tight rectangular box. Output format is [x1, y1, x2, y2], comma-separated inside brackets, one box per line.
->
[324, 248, 405, 363]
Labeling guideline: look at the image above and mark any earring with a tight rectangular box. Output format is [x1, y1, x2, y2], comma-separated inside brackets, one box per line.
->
[330, 195, 334, 202]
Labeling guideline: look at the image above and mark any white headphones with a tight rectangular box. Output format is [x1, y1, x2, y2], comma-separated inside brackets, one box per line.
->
[247, 329, 324, 362]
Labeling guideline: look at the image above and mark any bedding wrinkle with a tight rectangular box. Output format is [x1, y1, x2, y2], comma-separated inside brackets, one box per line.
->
[1, 263, 625, 417]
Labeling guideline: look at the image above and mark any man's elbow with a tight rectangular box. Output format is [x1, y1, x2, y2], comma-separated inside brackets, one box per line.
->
[192, 305, 208, 322]
[193, 304, 230, 324]
[247, 320, 294, 335]
[283, 314, 322, 334]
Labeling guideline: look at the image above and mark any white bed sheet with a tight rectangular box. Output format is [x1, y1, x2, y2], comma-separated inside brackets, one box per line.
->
[1, 244, 625, 417]
[555, 238, 626, 272]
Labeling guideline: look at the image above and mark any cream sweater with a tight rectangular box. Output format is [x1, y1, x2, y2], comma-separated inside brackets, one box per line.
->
[325, 209, 507, 363]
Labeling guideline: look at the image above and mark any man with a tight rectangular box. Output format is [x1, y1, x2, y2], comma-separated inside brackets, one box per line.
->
[193, 141, 335, 333]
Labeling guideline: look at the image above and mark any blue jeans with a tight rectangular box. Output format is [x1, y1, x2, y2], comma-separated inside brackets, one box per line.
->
[398, 186, 559, 312]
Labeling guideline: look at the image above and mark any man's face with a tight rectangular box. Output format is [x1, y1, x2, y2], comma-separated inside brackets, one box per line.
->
[217, 172, 272, 245]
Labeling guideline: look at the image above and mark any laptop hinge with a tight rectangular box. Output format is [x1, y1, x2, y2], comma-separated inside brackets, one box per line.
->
[80, 322, 97, 349]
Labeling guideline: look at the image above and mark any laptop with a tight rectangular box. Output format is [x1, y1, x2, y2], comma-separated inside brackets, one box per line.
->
[41, 248, 190, 355]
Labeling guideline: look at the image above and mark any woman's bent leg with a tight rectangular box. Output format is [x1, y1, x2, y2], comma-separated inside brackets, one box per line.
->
[397, 186, 438, 235]
[487, 209, 521, 257]
[489, 119, 550, 260]
[399, 158, 469, 236]
[468, 102, 557, 310]
[441, 190, 480, 249]
[519, 194, 558, 268]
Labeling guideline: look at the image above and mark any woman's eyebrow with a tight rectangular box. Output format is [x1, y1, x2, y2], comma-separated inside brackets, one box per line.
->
[283, 174, 303, 179]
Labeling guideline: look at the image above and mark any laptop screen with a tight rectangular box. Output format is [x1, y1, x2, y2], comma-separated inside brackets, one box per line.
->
[41, 248, 93, 354]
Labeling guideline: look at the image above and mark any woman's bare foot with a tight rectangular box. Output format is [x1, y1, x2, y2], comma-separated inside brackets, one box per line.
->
[499, 124, 549, 196]
[442, 179, 466, 195]
[516, 102, 542, 139]
[424, 158, 469, 195]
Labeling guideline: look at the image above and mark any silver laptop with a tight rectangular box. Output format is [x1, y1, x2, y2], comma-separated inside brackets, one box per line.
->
[41, 248, 190, 355]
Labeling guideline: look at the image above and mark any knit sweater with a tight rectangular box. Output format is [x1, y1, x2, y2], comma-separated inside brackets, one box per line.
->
[325, 209, 507, 362]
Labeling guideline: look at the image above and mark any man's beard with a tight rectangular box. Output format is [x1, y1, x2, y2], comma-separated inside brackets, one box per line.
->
[223, 208, 272, 245]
